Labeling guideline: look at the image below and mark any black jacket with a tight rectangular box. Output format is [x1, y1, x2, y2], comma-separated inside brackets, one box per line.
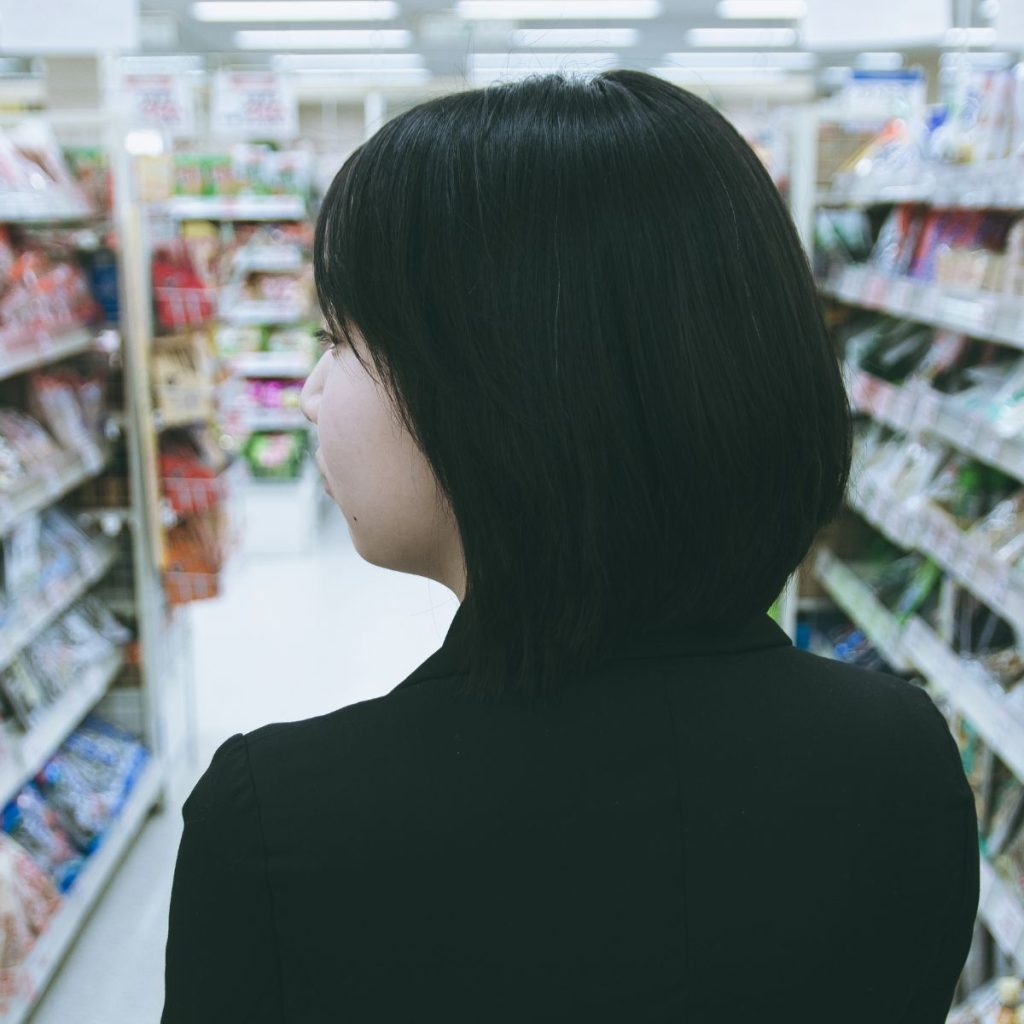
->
[162, 607, 978, 1022]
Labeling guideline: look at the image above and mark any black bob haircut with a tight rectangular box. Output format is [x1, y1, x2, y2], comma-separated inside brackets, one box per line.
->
[315, 69, 851, 699]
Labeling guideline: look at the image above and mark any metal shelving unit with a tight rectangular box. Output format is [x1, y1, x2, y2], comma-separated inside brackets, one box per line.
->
[801, 94, 1024, 1001]
[0, 109, 193, 1022]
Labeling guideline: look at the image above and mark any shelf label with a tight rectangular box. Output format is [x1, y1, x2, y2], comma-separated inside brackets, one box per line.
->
[887, 277, 914, 313]
[865, 273, 890, 307]
[941, 295, 997, 335]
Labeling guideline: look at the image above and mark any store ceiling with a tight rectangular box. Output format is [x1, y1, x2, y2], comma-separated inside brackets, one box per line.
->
[137, 0, 1008, 88]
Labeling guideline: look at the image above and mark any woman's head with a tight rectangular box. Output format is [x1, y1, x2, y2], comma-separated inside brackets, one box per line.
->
[303, 69, 851, 696]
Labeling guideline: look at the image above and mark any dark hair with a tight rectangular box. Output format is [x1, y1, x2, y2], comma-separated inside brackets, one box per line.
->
[315, 69, 851, 698]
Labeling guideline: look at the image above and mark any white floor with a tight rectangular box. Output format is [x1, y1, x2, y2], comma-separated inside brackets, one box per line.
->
[30, 503, 458, 1023]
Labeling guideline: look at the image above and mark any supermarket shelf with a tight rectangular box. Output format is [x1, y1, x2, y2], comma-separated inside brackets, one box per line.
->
[166, 195, 306, 221]
[847, 481, 1024, 636]
[0, 444, 109, 537]
[979, 857, 1024, 970]
[240, 409, 309, 432]
[0, 648, 126, 812]
[823, 265, 1024, 350]
[0, 539, 117, 676]
[231, 353, 311, 378]
[811, 548, 912, 671]
[219, 300, 307, 326]
[232, 245, 304, 274]
[846, 366, 1024, 483]
[0, 198, 95, 225]
[905, 616, 1024, 782]
[819, 161, 1024, 211]
[0, 758, 161, 1023]
[0, 327, 95, 384]
[813, 547, 1024, 785]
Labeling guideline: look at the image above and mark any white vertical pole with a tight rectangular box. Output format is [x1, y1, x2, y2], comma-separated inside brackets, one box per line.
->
[778, 102, 821, 641]
[364, 91, 386, 141]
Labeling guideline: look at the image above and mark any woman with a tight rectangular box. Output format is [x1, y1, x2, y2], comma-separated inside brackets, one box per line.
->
[162, 70, 977, 1022]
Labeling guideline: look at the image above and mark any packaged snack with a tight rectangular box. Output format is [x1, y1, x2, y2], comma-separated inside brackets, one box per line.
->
[0, 411, 60, 466]
[0, 659, 46, 730]
[28, 371, 95, 452]
[1, 786, 82, 892]
[0, 831, 60, 970]
[58, 715, 149, 822]
[3, 515, 41, 597]
[997, 978, 1022, 1024]
[988, 772, 1024, 857]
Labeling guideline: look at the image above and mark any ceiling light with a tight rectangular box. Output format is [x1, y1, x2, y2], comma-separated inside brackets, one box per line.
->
[235, 29, 412, 47]
[120, 54, 206, 73]
[663, 50, 812, 68]
[687, 26, 798, 46]
[652, 65, 787, 81]
[944, 26, 997, 46]
[272, 53, 424, 69]
[471, 51, 616, 69]
[193, 2, 398, 20]
[289, 68, 431, 81]
[716, 1, 806, 18]
[456, 1, 661, 20]
[510, 27, 639, 47]
[853, 52, 903, 70]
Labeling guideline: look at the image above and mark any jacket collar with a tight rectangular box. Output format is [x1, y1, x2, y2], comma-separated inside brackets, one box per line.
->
[391, 602, 791, 694]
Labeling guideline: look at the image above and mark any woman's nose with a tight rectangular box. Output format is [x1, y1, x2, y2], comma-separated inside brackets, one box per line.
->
[300, 353, 328, 424]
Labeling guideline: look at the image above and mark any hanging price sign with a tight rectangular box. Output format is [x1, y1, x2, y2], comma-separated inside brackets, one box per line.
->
[122, 74, 196, 139]
[211, 71, 297, 140]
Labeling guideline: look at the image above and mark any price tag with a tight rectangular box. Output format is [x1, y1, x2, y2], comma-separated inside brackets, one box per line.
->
[887, 277, 914, 313]
[913, 389, 940, 433]
[942, 295, 997, 336]
[866, 273, 890, 307]
[876, 382, 895, 421]
[891, 389, 914, 431]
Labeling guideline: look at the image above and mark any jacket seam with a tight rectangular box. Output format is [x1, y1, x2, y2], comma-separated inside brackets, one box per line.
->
[241, 733, 289, 1023]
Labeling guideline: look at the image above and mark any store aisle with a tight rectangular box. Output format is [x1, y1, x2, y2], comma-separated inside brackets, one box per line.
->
[31, 509, 458, 1024]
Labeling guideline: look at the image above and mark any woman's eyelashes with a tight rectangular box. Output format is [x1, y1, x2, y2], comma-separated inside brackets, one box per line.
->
[315, 328, 341, 354]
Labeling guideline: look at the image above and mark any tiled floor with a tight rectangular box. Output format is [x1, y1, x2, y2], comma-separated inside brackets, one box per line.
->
[31, 505, 458, 1023]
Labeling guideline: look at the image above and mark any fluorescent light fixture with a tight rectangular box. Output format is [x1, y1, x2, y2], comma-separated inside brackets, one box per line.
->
[193, 2, 398, 20]
[289, 68, 431, 82]
[943, 26, 997, 46]
[716, 1, 807, 18]
[510, 27, 639, 47]
[120, 54, 206, 73]
[853, 51, 903, 70]
[663, 50, 812, 68]
[235, 28, 412, 47]
[471, 51, 616, 70]
[456, 1, 661, 19]
[652, 65, 787, 82]
[272, 53, 425, 69]
[687, 26, 798, 45]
